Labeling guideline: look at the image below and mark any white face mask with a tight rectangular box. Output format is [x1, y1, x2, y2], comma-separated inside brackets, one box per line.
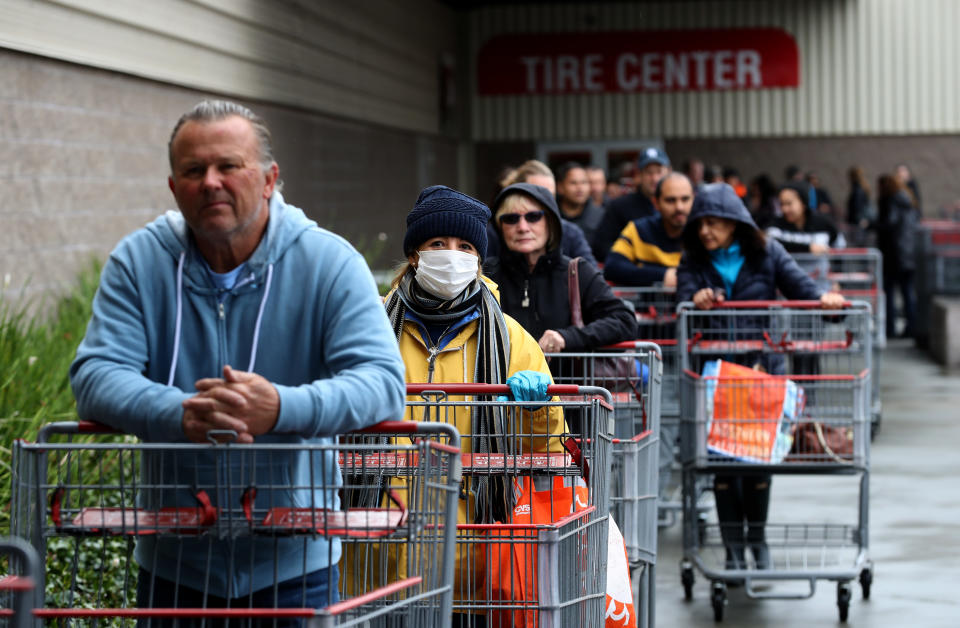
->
[414, 249, 479, 299]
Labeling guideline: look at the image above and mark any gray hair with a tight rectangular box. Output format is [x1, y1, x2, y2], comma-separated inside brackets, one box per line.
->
[168, 100, 281, 189]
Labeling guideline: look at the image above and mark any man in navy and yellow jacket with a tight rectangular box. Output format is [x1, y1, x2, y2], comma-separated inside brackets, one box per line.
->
[603, 172, 694, 287]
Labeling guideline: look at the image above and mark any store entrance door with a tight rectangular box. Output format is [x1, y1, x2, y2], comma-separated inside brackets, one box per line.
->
[536, 139, 664, 190]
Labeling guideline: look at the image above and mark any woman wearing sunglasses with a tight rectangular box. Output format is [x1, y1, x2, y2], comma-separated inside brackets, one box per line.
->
[486, 182, 635, 358]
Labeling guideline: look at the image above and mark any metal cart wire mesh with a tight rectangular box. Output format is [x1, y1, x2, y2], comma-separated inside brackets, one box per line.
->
[0, 537, 40, 628]
[609, 287, 683, 531]
[677, 301, 874, 623]
[915, 221, 960, 347]
[11, 420, 461, 628]
[791, 248, 886, 431]
[404, 383, 614, 628]
[543, 343, 661, 628]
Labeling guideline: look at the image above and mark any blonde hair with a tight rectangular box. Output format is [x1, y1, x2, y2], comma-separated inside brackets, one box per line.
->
[508, 159, 554, 185]
[493, 192, 560, 251]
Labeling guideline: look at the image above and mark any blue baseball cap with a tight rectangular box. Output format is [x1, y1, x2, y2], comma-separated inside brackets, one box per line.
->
[637, 147, 671, 169]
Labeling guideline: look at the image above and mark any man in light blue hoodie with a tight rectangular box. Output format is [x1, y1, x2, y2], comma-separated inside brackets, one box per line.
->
[70, 100, 406, 619]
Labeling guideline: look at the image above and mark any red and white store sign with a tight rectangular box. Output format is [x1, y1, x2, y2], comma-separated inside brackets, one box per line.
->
[477, 28, 799, 95]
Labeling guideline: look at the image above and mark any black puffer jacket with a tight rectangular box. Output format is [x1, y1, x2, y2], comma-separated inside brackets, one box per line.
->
[487, 250, 636, 351]
[677, 184, 822, 304]
[486, 183, 636, 350]
[877, 190, 918, 274]
[676, 184, 823, 373]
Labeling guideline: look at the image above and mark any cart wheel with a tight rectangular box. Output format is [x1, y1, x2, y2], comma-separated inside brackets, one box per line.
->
[859, 567, 873, 600]
[837, 581, 852, 622]
[682, 566, 695, 601]
[711, 581, 726, 622]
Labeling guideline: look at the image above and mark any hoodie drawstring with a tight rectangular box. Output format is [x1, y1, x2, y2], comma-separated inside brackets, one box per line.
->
[167, 258, 274, 386]
[247, 263, 274, 372]
[167, 251, 186, 387]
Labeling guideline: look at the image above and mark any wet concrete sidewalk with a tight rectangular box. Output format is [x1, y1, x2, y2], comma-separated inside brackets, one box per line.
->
[653, 338, 960, 626]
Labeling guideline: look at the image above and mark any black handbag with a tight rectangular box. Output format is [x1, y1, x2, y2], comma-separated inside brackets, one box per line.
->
[567, 258, 641, 397]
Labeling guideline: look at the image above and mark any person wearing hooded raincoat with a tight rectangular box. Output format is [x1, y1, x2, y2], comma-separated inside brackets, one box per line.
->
[675, 183, 843, 574]
[485, 182, 637, 355]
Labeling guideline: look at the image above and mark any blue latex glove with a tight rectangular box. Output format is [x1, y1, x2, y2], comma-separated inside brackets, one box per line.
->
[635, 360, 650, 386]
[497, 370, 552, 409]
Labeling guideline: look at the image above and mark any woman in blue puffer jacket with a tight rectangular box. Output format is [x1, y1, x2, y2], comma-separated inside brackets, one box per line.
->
[676, 183, 843, 573]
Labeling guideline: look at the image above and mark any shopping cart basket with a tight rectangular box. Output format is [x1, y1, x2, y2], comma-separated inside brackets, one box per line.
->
[543, 343, 661, 627]
[607, 287, 683, 532]
[11, 420, 461, 628]
[791, 248, 886, 432]
[0, 537, 40, 628]
[405, 383, 615, 628]
[609, 287, 679, 419]
[677, 301, 874, 622]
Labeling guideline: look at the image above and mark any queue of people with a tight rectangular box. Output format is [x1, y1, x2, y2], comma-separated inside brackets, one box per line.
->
[64, 97, 920, 622]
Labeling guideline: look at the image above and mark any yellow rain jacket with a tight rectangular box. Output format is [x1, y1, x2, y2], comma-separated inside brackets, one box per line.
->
[341, 277, 568, 604]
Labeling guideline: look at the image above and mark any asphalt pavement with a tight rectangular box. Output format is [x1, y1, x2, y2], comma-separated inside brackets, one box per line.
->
[653, 338, 960, 626]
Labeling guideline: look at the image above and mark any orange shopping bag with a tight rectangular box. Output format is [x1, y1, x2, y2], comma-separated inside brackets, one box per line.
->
[605, 516, 637, 628]
[488, 474, 588, 628]
[703, 359, 804, 463]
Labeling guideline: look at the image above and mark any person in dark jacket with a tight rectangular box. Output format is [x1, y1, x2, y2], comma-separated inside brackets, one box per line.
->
[486, 183, 636, 356]
[846, 166, 874, 246]
[555, 161, 607, 259]
[485, 160, 597, 265]
[747, 173, 779, 229]
[877, 173, 919, 337]
[592, 147, 671, 259]
[895, 163, 921, 212]
[676, 183, 843, 573]
[603, 172, 692, 287]
[766, 182, 846, 255]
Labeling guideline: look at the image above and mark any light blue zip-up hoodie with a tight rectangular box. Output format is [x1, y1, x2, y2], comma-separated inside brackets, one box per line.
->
[70, 193, 406, 598]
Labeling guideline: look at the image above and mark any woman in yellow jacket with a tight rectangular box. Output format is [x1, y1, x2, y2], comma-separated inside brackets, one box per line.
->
[345, 185, 568, 624]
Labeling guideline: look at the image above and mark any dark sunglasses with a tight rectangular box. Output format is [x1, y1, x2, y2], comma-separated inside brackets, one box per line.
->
[499, 210, 545, 225]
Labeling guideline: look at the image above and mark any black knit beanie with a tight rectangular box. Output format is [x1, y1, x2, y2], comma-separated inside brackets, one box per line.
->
[403, 185, 491, 260]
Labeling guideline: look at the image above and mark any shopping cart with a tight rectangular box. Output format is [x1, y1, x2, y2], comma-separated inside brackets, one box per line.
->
[608, 286, 683, 530]
[609, 287, 679, 418]
[677, 301, 874, 622]
[0, 537, 40, 628]
[543, 342, 661, 627]
[11, 420, 461, 627]
[791, 248, 886, 433]
[405, 383, 614, 627]
[915, 221, 960, 347]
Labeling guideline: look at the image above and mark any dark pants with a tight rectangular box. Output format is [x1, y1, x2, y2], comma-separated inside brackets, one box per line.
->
[136, 565, 339, 628]
[452, 614, 487, 627]
[714, 474, 772, 568]
[885, 270, 916, 338]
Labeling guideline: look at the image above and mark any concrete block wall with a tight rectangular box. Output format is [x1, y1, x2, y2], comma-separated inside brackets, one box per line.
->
[0, 49, 458, 310]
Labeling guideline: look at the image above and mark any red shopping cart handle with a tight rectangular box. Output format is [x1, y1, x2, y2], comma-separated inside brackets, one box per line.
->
[681, 300, 852, 309]
[75, 420, 116, 433]
[600, 340, 663, 351]
[822, 248, 873, 254]
[37, 421, 119, 441]
[406, 383, 583, 395]
[0, 576, 35, 592]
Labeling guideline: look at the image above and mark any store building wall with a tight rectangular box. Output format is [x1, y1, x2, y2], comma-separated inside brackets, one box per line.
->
[467, 0, 960, 212]
[0, 0, 459, 306]
[0, 49, 457, 307]
[469, 0, 960, 140]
